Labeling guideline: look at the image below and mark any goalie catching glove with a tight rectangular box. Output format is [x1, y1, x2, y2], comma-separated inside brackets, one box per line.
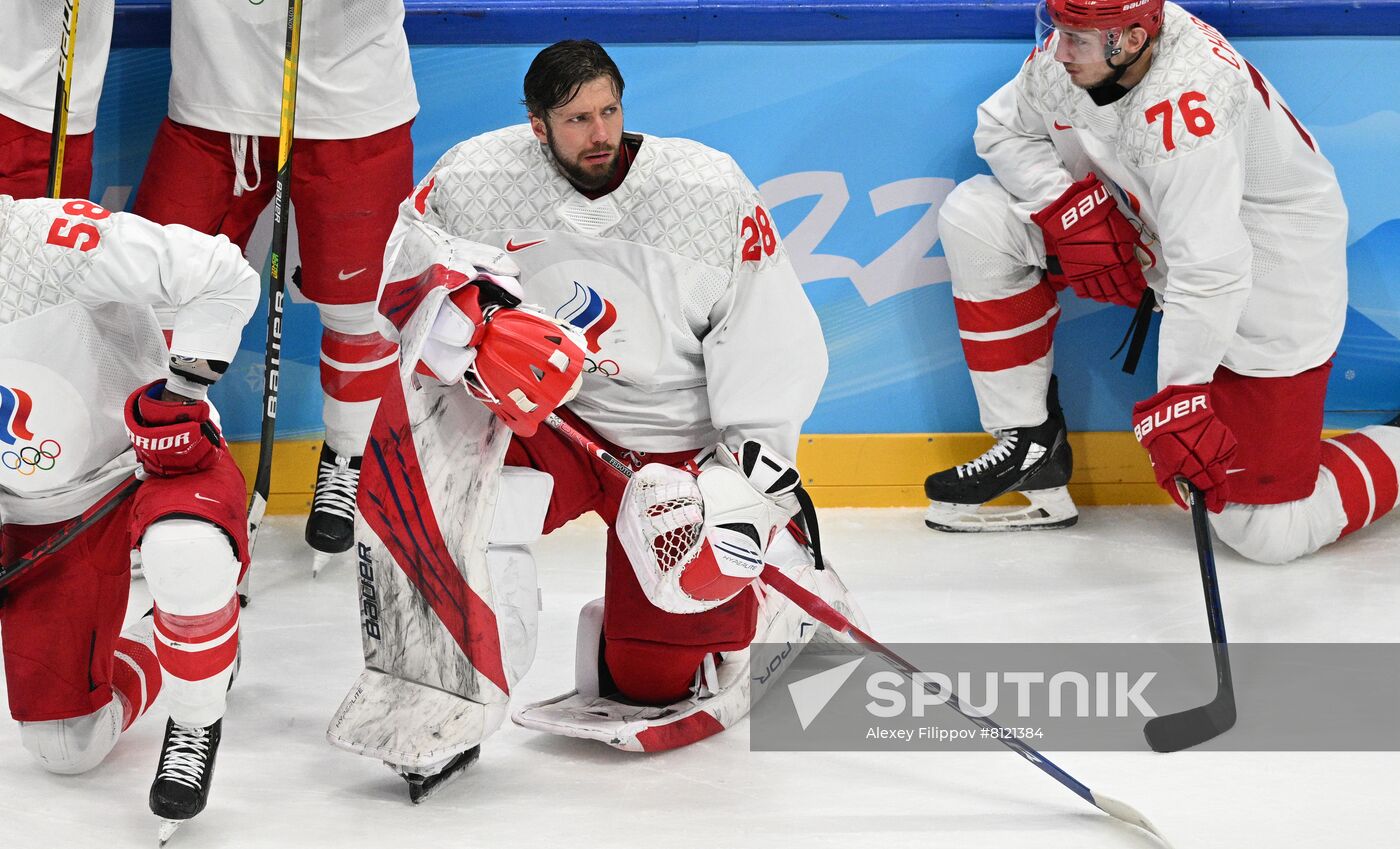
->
[618, 441, 803, 614]
[417, 273, 586, 438]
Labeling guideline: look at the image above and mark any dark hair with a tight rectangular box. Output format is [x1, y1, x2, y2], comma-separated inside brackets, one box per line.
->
[522, 40, 624, 120]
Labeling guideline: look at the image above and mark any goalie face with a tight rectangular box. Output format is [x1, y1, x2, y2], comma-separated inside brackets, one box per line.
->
[530, 76, 625, 192]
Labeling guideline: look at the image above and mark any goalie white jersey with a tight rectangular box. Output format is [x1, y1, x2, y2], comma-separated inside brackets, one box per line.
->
[386, 125, 828, 457]
[977, 1, 1348, 388]
[0, 196, 259, 524]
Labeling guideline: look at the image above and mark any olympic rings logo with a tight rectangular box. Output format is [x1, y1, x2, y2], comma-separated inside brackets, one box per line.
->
[2, 439, 62, 476]
[583, 358, 620, 377]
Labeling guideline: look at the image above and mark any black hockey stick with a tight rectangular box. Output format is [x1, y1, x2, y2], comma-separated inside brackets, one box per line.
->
[0, 473, 140, 592]
[541, 412, 1173, 845]
[45, 0, 81, 198]
[1142, 479, 1236, 752]
[239, 0, 304, 606]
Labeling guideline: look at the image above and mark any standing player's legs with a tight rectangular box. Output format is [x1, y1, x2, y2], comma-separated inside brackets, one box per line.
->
[132, 450, 249, 822]
[1, 491, 161, 775]
[0, 113, 95, 199]
[924, 174, 1076, 531]
[291, 123, 414, 557]
[132, 119, 277, 248]
[1208, 363, 1400, 564]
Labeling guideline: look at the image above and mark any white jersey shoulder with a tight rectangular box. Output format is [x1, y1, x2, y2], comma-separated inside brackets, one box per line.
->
[1116, 5, 1251, 167]
[424, 125, 760, 272]
[1020, 2, 1250, 167]
[0, 197, 120, 323]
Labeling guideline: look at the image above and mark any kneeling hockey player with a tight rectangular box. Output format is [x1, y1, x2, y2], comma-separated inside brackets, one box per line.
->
[325, 40, 866, 800]
[0, 195, 258, 841]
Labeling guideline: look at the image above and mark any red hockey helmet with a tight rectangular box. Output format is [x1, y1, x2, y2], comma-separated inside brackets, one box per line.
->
[1036, 0, 1163, 63]
[464, 306, 586, 437]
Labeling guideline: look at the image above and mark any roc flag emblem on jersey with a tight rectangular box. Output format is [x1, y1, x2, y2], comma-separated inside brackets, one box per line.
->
[0, 385, 36, 445]
[555, 281, 617, 353]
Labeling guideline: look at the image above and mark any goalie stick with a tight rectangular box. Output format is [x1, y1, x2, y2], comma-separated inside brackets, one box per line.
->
[239, 0, 304, 606]
[541, 412, 1174, 847]
[45, 0, 81, 198]
[1142, 480, 1236, 752]
[0, 473, 140, 592]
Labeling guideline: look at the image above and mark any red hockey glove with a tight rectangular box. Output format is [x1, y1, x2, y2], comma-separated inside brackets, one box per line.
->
[465, 305, 586, 437]
[1030, 173, 1148, 307]
[1132, 385, 1238, 513]
[124, 380, 224, 477]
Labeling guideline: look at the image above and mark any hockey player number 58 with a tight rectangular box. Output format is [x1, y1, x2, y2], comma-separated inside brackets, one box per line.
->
[46, 200, 111, 252]
[1145, 91, 1216, 153]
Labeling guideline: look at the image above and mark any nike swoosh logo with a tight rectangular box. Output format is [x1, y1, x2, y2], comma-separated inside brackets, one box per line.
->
[505, 239, 546, 252]
[1225, 468, 1247, 475]
[1053, 121, 1073, 131]
[194, 493, 218, 502]
[337, 268, 366, 280]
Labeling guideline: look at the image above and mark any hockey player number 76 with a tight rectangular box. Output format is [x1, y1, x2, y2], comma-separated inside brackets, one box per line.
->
[1145, 91, 1215, 153]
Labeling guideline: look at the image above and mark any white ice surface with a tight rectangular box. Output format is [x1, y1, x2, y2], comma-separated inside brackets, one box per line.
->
[2, 507, 1397, 849]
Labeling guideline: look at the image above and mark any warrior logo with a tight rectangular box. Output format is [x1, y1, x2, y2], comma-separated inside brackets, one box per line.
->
[555, 281, 617, 354]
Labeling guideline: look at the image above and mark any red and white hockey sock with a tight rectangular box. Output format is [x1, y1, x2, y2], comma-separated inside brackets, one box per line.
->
[954, 278, 1060, 430]
[320, 327, 398, 456]
[111, 619, 162, 732]
[1320, 427, 1400, 538]
[154, 597, 240, 727]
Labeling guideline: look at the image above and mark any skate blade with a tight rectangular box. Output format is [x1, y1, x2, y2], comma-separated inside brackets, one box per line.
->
[311, 551, 336, 578]
[156, 818, 183, 846]
[925, 487, 1078, 533]
[402, 746, 481, 804]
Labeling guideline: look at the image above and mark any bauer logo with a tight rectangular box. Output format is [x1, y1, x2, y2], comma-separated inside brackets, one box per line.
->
[751, 643, 1400, 752]
[1059, 184, 1111, 230]
[358, 543, 382, 641]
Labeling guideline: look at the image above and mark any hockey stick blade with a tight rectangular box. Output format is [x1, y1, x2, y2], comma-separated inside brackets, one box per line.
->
[1092, 792, 1175, 847]
[1142, 480, 1236, 752]
[1143, 685, 1236, 753]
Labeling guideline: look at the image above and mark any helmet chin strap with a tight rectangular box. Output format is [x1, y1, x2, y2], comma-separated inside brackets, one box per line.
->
[1085, 35, 1150, 106]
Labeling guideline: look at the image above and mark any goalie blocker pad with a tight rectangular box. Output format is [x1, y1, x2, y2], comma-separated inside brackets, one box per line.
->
[511, 529, 868, 752]
[328, 256, 549, 769]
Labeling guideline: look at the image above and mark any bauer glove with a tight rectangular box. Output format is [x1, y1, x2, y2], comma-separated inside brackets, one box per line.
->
[1031, 173, 1149, 307]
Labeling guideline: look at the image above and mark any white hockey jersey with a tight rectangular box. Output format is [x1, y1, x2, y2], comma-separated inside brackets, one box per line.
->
[168, 0, 418, 140]
[0, 196, 259, 525]
[0, 0, 115, 135]
[384, 126, 829, 457]
[976, 2, 1348, 388]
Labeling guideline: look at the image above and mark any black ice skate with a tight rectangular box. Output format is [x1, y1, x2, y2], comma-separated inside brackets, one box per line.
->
[151, 718, 222, 846]
[305, 443, 361, 576]
[924, 377, 1078, 532]
[394, 746, 481, 804]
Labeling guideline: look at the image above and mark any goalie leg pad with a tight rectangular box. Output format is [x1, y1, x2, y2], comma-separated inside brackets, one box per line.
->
[512, 529, 866, 751]
[327, 668, 506, 770]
